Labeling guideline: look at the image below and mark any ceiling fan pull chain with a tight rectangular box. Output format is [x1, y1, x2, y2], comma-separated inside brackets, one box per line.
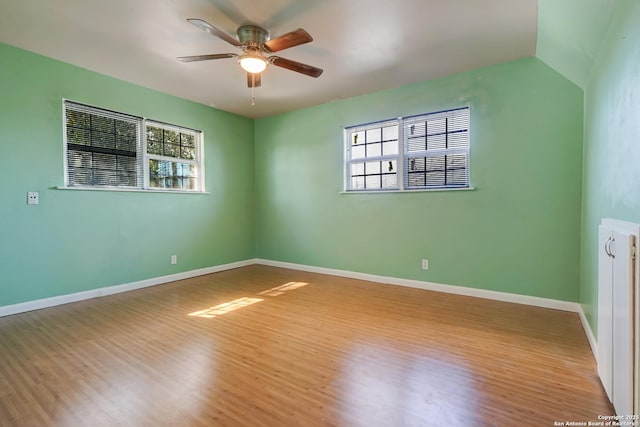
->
[251, 75, 256, 106]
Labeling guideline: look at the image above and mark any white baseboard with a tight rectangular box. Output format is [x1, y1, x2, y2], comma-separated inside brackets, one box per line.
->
[577, 304, 599, 363]
[0, 259, 256, 318]
[255, 258, 581, 313]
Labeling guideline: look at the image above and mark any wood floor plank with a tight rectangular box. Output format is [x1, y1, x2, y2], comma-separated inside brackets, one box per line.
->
[0, 265, 613, 426]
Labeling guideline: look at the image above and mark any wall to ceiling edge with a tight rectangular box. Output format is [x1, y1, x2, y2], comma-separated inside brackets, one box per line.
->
[535, 0, 614, 90]
[254, 57, 584, 302]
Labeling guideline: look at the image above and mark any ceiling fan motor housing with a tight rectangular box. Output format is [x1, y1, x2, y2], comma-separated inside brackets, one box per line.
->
[237, 25, 270, 46]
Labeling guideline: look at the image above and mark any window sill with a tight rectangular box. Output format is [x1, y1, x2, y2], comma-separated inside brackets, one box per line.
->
[55, 186, 209, 195]
[340, 187, 476, 194]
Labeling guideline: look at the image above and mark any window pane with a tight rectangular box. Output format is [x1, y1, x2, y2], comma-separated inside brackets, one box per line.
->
[351, 144, 366, 160]
[447, 168, 467, 186]
[147, 140, 162, 155]
[117, 172, 137, 187]
[180, 177, 197, 190]
[407, 122, 426, 137]
[93, 169, 118, 186]
[382, 125, 398, 141]
[449, 115, 469, 132]
[407, 172, 425, 187]
[367, 143, 381, 157]
[149, 160, 197, 189]
[66, 110, 90, 129]
[176, 163, 197, 177]
[91, 116, 114, 134]
[365, 161, 380, 175]
[448, 132, 468, 149]
[427, 133, 446, 151]
[351, 162, 364, 176]
[448, 153, 467, 170]
[365, 175, 381, 189]
[351, 176, 365, 190]
[385, 160, 397, 173]
[406, 136, 425, 152]
[117, 156, 136, 172]
[381, 174, 397, 189]
[181, 146, 196, 160]
[93, 153, 116, 171]
[149, 159, 162, 188]
[68, 150, 92, 168]
[366, 128, 381, 143]
[407, 157, 425, 172]
[164, 143, 180, 158]
[116, 121, 137, 152]
[182, 133, 195, 147]
[427, 118, 446, 135]
[382, 141, 398, 156]
[147, 126, 163, 142]
[164, 130, 180, 144]
[426, 171, 445, 186]
[352, 131, 364, 146]
[92, 131, 116, 149]
[67, 127, 90, 146]
[69, 168, 92, 186]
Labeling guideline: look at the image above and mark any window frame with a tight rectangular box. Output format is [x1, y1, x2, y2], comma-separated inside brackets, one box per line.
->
[343, 119, 400, 192]
[344, 106, 471, 193]
[62, 99, 205, 193]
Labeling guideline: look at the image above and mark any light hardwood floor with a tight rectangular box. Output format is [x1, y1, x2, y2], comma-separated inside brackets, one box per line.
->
[0, 265, 613, 426]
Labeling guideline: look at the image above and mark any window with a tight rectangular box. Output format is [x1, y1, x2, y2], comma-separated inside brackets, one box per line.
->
[146, 123, 201, 191]
[345, 107, 470, 191]
[63, 100, 204, 192]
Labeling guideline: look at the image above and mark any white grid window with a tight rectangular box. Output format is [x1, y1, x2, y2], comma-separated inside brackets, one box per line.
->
[345, 119, 399, 191]
[63, 100, 204, 192]
[345, 107, 470, 191]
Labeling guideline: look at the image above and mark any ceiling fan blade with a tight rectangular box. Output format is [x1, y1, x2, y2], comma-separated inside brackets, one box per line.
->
[264, 28, 313, 52]
[187, 18, 242, 47]
[177, 53, 237, 63]
[270, 56, 323, 78]
[247, 73, 262, 88]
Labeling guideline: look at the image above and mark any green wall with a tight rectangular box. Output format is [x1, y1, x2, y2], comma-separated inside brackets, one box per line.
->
[0, 43, 255, 306]
[255, 58, 584, 301]
[580, 0, 640, 328]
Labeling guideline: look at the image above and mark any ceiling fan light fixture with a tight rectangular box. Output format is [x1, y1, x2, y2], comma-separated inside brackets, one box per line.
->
[239, 53, 267, 74]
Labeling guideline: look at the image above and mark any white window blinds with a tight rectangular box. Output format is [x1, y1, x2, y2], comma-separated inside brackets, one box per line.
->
[403, 107, 470, 189]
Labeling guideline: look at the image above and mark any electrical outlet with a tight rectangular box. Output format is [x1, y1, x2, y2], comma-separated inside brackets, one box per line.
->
[171, 255, 177, 265]
[27, 192, 39, 205]
[421, 259, 429, 270]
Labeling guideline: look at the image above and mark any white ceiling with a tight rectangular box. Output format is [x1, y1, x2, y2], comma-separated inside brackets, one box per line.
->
[0, 0, 538, 118]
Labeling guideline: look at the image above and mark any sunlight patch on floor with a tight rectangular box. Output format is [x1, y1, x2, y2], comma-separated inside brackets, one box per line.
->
[257, 282, 309, 296]
[188, 297, 263, 318]
[188, 281, 309, 318]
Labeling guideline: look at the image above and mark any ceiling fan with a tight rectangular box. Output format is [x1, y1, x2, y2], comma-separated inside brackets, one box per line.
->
[177, 19, 323, 92]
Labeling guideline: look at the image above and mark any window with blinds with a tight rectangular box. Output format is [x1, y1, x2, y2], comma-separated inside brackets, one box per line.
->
[63, 100, 204, 192]
[344, 107, 470, 192]
[404, 107, 470, 189]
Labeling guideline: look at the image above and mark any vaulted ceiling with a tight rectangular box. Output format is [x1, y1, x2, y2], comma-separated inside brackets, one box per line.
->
[0, 0, 538, 118]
